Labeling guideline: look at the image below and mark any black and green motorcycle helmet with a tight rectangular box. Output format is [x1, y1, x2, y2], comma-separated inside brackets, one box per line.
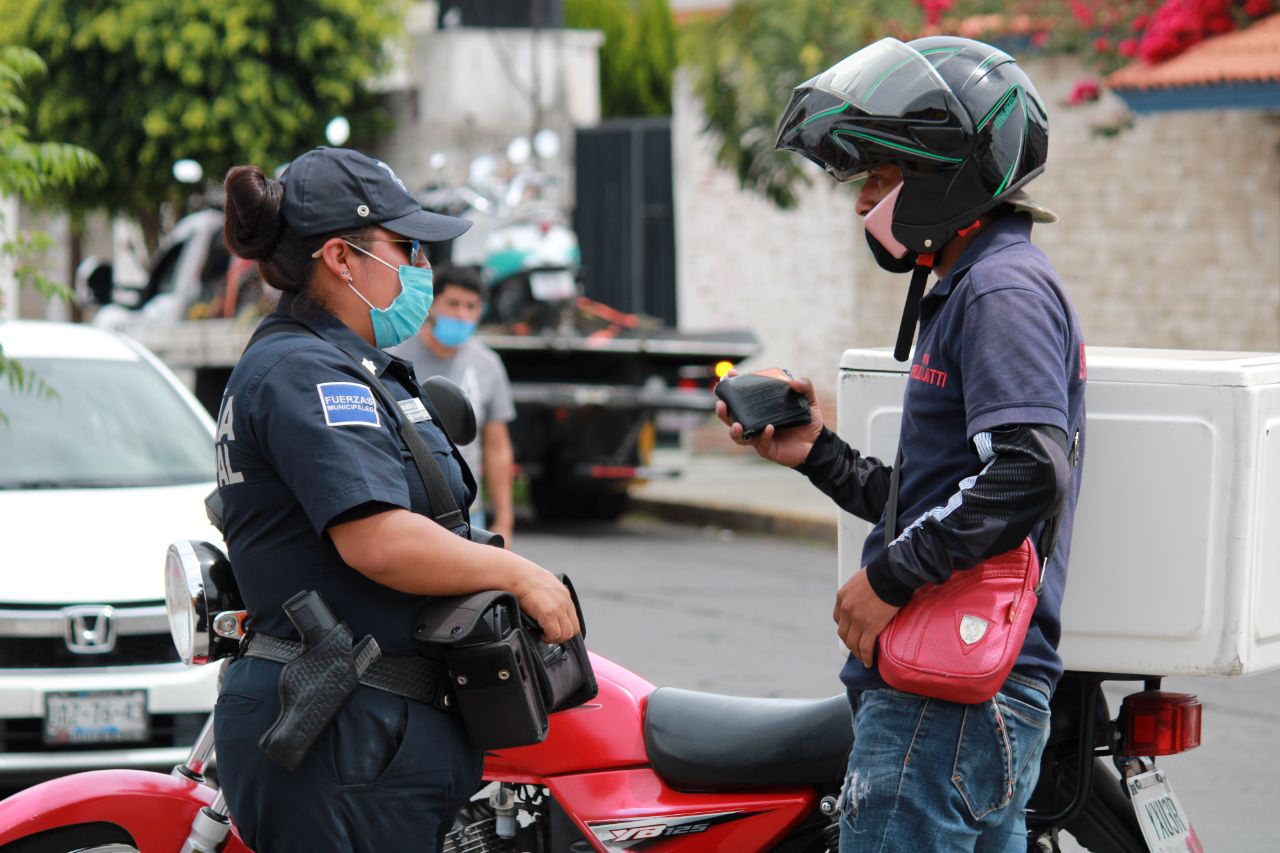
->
[775, 36, 1051, 255]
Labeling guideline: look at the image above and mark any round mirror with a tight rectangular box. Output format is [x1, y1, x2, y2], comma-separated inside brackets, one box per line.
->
[325, 116, 351, 146]
[506, 136, 532, 166]
[533, 129, 561, 159]
[469, 155, 497, 182]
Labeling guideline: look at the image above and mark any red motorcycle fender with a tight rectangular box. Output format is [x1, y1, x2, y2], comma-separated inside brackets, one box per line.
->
[547, 768, 816, 853]
[0, 769, 251, 852]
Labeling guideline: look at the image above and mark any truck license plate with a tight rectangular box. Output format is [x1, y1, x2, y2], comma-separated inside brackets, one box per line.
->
[44, 689, 149, 745]
[1127, 769, 1203, 853]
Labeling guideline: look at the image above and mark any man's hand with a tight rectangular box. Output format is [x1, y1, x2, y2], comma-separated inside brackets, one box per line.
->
[715, 368, 825, 468]
[834, 568, 901, 668]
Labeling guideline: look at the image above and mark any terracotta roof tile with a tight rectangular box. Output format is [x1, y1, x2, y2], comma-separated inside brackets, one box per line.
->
[1110, 13, 1280, 91]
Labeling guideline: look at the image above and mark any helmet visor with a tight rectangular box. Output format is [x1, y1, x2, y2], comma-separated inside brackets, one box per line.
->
[811, 38, 953, 116]
[778, 38, 964, 182]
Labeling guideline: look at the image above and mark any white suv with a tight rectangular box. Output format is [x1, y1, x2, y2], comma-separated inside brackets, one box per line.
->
[0, 320, 222, 784]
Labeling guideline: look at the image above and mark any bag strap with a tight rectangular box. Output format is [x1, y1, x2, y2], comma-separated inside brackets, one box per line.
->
[883, 428, 1080, 593]
[247, 322, 466, 530]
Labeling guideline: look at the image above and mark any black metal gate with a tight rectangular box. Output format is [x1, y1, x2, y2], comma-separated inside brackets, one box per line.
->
[574, 118, 677, 326]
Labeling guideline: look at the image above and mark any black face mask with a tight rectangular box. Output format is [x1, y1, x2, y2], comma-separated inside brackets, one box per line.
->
[865, 230, 919, 274]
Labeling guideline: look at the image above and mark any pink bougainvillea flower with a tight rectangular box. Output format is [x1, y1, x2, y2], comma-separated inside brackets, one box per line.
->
[1067, 78, 1101, 104]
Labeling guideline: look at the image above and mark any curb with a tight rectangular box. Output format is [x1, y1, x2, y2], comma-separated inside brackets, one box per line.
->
[629, 497, 838, 546]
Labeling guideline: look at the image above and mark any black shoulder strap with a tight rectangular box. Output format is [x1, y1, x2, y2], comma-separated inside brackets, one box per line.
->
[883, 428, 1080, 592]
[247, 322, 465, 531]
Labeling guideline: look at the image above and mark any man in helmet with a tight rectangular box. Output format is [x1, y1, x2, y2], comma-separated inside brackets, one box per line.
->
[720, 37, 1086, 850]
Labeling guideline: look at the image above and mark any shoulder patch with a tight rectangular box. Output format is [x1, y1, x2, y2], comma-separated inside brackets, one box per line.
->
[316, 381, 381, 428]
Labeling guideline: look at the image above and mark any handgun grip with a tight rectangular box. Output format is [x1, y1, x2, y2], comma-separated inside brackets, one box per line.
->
[282, 590, 338, 646]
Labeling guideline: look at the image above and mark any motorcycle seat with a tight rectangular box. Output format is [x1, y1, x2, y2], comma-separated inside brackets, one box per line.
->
[644, 688, 852, 792]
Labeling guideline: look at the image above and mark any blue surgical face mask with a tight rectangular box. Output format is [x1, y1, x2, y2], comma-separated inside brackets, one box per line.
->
[432, 314, 476, 348]
[343, 240, 433, 349]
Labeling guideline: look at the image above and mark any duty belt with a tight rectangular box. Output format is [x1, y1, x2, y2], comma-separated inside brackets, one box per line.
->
[243, 633, 453, 712]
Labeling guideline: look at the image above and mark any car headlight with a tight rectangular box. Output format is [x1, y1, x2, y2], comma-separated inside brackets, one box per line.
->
[164, 540, 245, 665]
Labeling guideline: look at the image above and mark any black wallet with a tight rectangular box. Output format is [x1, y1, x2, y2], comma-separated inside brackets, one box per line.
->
[714, 373, 812, 440]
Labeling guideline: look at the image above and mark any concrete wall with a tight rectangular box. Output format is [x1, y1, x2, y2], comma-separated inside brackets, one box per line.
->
[371, 14, 603, 202]
[672, 55, 1280, 411]
[672, 71, 860, 408]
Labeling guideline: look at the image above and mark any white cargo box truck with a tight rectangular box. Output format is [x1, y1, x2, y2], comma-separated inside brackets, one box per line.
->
[837, 346, 1280, 678]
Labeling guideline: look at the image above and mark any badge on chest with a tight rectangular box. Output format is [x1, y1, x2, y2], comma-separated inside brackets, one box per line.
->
[397, 397, 432, 424]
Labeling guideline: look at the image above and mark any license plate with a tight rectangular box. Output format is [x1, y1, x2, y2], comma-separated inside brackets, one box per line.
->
[1127, 769, 1203, 853]
[44, 690, 149, 745]
[529, 270, 576, 301]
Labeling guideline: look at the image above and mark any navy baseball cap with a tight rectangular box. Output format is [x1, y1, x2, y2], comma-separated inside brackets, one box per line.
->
[280, 147, 471, 242]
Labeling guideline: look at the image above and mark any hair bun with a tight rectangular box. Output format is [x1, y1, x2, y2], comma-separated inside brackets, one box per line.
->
[223, 165, 286, 261]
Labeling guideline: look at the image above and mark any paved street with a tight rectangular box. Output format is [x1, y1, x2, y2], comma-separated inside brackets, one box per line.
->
[517, 518, 1280, 853]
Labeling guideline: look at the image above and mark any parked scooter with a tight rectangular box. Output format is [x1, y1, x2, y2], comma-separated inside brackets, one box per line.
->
[0, 535, 1200, 853]
[420, 133, 583, 333]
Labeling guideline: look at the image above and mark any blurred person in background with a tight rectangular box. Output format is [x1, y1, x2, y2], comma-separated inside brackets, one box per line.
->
[392, 264, 517, 545]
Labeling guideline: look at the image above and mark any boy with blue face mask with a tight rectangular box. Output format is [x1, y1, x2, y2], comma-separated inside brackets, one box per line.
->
[391, 264, 517, 545]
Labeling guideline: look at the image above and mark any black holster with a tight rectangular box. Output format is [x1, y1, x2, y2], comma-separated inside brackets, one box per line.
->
[256, 599, 380, 772]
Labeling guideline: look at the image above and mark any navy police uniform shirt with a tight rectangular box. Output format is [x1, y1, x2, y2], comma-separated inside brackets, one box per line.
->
[846, 213, 1087, 693]
[213, 293, 476, 655]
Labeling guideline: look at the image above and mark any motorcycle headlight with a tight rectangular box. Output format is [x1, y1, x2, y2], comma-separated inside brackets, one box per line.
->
[164, 540, 244, 665]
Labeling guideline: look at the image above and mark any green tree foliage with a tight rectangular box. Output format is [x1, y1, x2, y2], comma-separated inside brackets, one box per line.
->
[566, 0, 675, 118]
[0, 45, 100, 401]
[681, 0, 925, 208]
[1, 0, 403, 242]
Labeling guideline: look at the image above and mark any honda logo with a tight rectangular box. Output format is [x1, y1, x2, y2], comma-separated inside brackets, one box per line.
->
[63, 605, 117, 654]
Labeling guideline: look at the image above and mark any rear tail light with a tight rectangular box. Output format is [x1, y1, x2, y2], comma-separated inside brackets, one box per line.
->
[588, 465, 637, 479]
[1121, 691, 1202, 756]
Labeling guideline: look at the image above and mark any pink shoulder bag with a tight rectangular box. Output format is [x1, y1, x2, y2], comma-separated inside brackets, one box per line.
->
[876, 436, 1076, 704]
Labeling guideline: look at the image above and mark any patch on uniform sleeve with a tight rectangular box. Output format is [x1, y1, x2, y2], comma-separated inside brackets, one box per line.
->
[316, 382, 380, 428]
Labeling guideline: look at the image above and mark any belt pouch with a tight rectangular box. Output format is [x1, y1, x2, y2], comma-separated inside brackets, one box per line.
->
[414, 576, 597, 752]
[531, 576, 597, 713]
[447, 626, 549, 750]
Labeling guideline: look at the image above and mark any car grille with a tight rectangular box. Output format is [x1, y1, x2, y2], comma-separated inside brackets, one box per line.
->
[0, 712, 207, 753]
[0, 602, 178, 668]
[0, 634, 180, 668]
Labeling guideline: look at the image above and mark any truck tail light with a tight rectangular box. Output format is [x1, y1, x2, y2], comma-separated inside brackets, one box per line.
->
[1120, 691, 1202, 756]
[588, 465, 637, 479]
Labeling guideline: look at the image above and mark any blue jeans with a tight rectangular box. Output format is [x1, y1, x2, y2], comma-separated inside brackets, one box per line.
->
[838, 673, 1052, 853]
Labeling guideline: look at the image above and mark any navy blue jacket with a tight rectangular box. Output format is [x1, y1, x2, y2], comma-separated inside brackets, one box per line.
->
[798, 214, 1086, 693]
[214, 293, 475, 656]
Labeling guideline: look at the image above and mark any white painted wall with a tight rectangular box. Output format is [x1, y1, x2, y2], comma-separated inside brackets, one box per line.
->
[0, 195, 17, 320]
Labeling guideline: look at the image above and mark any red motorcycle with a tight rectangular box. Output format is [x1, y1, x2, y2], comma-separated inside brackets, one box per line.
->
[0, 539, 1202, 853]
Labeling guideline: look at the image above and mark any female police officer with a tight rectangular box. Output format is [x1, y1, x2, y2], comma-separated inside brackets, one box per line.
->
[210, 146, 579, 853]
